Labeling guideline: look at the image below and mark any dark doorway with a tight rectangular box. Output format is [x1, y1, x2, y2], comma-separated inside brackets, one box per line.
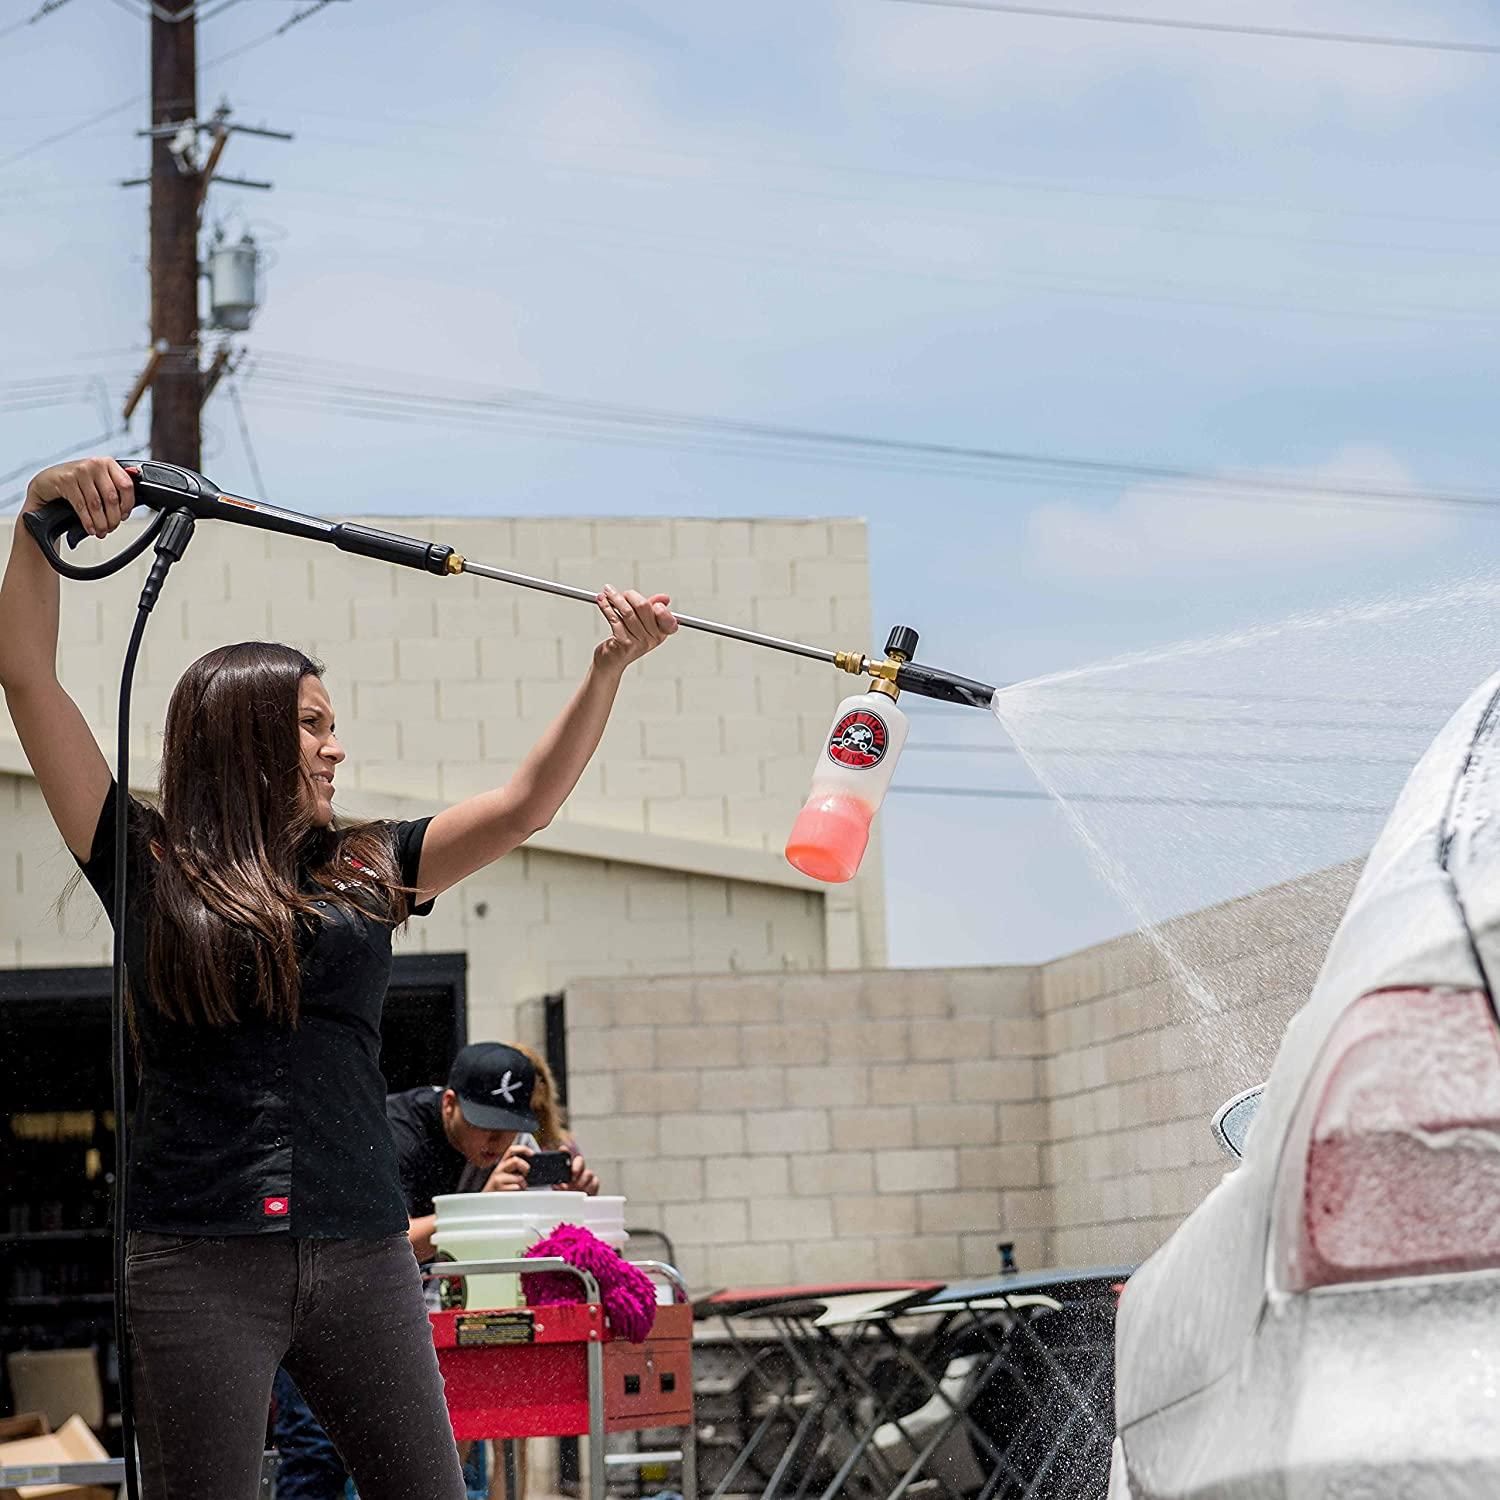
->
[0, 954, 468, 1106]
[0, 953, 468, 1423]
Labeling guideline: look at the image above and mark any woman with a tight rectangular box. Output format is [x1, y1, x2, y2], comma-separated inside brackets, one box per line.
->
[0, 455, 677, 1500]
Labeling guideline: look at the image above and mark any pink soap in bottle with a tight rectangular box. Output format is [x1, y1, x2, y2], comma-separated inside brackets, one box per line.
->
[786, 632, 914, 883]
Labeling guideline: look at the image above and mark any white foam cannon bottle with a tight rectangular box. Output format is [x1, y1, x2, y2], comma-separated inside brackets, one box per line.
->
[785, 626, 920, 883]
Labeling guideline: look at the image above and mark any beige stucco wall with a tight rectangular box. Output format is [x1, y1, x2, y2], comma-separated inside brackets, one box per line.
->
[560, 863, 1360, 1288]
[1, 513, 883, 1035]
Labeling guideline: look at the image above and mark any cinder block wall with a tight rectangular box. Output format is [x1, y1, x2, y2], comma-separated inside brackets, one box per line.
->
[563, 863, 1360, 1288]
[566, 969, 1049, 1289]
[1037, 863, 1359, 1266]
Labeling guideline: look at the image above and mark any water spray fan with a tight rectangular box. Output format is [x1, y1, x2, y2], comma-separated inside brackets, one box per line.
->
[26, 460, 997, 882]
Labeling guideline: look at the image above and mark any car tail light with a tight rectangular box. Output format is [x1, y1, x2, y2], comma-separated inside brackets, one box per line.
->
[1278, 987, 1500, 1291]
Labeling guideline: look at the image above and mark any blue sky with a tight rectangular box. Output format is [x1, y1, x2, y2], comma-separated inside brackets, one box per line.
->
[6, 0, 1500, 967]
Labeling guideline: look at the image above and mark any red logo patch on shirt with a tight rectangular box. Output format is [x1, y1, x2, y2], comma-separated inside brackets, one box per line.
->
[263, 1196, 290, 1217]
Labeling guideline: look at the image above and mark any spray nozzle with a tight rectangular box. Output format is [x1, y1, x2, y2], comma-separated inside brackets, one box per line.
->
[843, 623, 997, 711]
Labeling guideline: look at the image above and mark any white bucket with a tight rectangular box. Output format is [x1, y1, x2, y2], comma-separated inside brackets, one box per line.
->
[568, 1195, 626, 1229]
[430, 1224, 534, 1311]
[435, 1191, 623, 1238]
[435, 1207, 578, 1232]
[432, 1220, 630, 1310]
[434, 1190, 588, 1221]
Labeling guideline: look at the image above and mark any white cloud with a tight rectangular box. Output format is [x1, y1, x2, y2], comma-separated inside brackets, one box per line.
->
[1025, 444, 1450, 579]
[489, 46, 711, 179]
[840, 0, 1485, 123]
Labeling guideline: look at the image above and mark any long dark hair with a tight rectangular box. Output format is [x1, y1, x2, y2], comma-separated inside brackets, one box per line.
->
[139, 641, 414, 1028]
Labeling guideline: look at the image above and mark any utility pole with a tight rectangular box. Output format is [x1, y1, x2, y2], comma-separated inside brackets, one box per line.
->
[123, 21, 290, 459]
[148, 4, 201, 468]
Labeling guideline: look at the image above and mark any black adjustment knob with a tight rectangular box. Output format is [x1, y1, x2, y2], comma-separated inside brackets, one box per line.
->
[885, 624, 920, 661]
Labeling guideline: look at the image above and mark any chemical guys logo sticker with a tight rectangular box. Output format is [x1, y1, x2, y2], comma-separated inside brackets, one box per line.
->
[827, 709, 889, 769]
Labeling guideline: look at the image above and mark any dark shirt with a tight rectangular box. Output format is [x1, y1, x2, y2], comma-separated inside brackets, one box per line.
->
[385, 1085, 469, 1218]
[75, 781, 435, 1238]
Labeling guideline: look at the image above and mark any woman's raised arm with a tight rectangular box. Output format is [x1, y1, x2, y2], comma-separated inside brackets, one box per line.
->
[414, 586, 677, 899]
[0, 456, 135, 858]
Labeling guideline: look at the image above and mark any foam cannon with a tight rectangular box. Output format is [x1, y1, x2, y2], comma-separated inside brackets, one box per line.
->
[25, 461, 996, 883]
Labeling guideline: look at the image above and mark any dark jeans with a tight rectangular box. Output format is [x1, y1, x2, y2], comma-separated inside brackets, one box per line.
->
[125, 1230, 465, 1500]
[272, 1370, 492, 1500]
[272, 1367, 349, 1500]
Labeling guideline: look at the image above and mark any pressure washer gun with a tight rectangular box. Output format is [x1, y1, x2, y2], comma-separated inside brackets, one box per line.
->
[22, 460, 459, 582]
[24, 460, 996, 882]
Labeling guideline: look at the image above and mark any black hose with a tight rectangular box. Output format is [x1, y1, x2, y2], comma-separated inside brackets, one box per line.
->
[112, 606, 148, 1500]
[112, 508, 195, 1500]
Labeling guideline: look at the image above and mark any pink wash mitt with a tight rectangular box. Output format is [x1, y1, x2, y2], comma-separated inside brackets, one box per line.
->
[522, 1224, 658, 1343]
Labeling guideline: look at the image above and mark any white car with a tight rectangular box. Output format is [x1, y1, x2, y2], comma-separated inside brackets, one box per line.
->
[1110, 673, 1500, 1500]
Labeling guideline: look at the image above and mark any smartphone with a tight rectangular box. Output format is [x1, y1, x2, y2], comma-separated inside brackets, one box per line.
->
[525, 1149, 573, 1188]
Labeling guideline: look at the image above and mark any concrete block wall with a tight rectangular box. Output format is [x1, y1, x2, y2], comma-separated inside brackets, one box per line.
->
[565, 968, 1049, 1290]
[1036, 862, 1360, 1266]
[560, 862, 1363, 1289]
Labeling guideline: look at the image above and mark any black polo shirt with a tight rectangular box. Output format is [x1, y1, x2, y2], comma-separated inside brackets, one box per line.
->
[75, 781, 435, 1238]
[385, 1085, 470, 1218]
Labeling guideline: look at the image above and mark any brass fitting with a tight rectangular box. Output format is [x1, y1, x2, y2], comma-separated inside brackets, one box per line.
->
[832, 646, 904, 699]
[446, 552, 466, 575]
[869, 647, 909, 702]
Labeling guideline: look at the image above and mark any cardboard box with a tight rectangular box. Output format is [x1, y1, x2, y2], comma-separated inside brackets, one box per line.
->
[0, 1413, 113, 1500]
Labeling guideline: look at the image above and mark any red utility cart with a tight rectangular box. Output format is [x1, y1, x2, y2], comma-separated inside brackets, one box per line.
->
[427, 1256, 697, 1500]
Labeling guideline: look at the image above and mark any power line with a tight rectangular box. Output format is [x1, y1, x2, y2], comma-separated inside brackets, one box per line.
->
[239, 351, 1500, 518]
[105, 1, 271, 23]
[200, 0, 347, 68]
[0, 426, 130, 508]
[224, 375, 267, 495]
[289, 107, 1500, 237]
[904, 743, 1419, 767]
[1002, 708, 1441, 733]
[1014, 684, 1457, 708]
[0, 0, 342, 173]
[246, 375, 1429, 508]
[255, 185, 1500, 330]
[274, 125, 1500, 268]
[0, 0, 77, 44]
[882, 0, 1500, 56]
[0, 95, 140, 171]
[888, 785, 1385, 813]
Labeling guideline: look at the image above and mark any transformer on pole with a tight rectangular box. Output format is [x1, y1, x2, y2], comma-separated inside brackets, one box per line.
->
[207, 231, 260, 332]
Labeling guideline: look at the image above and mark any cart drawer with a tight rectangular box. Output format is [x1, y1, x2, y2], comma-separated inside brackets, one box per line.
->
[603, 1339, 695, 1428]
